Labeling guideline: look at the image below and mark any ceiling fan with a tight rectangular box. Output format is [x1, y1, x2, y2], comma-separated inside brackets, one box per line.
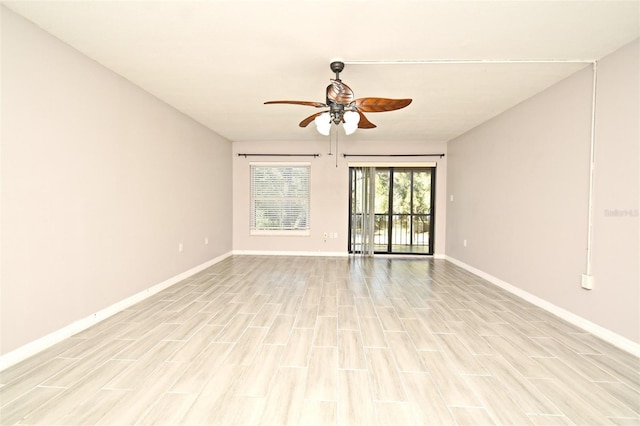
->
[264, 60, 412, 135]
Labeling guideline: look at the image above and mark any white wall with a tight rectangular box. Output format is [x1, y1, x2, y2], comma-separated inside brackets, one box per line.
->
[446, 39, 639, 344]
[232, 139, 447, 256]
[0, 8, 233, 355]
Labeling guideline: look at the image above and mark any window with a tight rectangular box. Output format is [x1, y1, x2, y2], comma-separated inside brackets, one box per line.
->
[250, 163, 310, 235]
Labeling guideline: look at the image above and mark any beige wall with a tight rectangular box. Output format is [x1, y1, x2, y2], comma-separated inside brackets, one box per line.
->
[0, 9, 233, 355]
[232, 139, 447, 256]
[446, 39, 639, 343]
[589, 40, 639, 342]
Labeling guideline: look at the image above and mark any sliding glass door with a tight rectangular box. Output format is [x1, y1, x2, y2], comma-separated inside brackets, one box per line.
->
[349, 166, 435, 255]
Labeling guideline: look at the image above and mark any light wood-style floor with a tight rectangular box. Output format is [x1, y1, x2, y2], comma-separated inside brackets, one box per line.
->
[1, 256, 639, 425]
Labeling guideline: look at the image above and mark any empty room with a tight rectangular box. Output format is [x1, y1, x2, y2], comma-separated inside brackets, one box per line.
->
[1, 1, 638, 425]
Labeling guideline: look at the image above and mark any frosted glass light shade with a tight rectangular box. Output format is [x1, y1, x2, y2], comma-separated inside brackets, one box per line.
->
[344, 110, 360, 125]
[343, 110, 360, 135]
[343, 122, 357, 135]
[314, 112, 331, 136]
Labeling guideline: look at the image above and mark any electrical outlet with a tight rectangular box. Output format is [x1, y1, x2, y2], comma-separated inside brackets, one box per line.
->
[178, 243, 184, 253]
[205, 237, 209, 245]
[581, 274, 594, 290]
[463, 239, 467, 247]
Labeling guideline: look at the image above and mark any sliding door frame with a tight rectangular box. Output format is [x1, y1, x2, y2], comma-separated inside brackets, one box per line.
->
[348, 164, 436, 255]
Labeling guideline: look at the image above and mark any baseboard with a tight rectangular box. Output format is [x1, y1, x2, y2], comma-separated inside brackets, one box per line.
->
[232, 250, 349, 257]
[445, 255, 640, 357]
[232, 250, 444, 259]
[0, 251, 233, 372]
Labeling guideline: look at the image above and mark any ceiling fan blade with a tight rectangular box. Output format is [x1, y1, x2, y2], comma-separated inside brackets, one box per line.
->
[357, 111, 377, 129]
[326, 80, 355, 104]
[264, 100, 327, 108]
[355, 98, 412, 112]
[299, 111, 328, 127]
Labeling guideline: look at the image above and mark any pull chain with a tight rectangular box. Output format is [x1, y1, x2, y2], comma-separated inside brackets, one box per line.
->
[335, 130, 339, 167]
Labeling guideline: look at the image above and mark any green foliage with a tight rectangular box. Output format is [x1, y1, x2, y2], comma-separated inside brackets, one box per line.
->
[375, 169, 431, 214]
[375, 170, 389, 213]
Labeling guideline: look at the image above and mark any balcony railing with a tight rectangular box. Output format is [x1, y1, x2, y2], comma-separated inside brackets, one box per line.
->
[350, 213, 431, 254]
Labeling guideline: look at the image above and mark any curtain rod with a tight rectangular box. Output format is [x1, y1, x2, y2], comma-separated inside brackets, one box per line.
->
[342, 153, 445, 158]
[343, 59, 595, 65]
[237, 153, 321, 158]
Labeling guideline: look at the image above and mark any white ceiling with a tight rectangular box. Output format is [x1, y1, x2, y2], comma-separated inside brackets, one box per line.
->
[4, 1, 639, 144]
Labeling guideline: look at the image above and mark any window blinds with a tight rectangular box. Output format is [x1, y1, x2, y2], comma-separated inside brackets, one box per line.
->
[250, 164, 310, 232]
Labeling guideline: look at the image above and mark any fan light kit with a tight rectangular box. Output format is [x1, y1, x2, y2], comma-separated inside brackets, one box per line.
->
[265, 60, 412, 136]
